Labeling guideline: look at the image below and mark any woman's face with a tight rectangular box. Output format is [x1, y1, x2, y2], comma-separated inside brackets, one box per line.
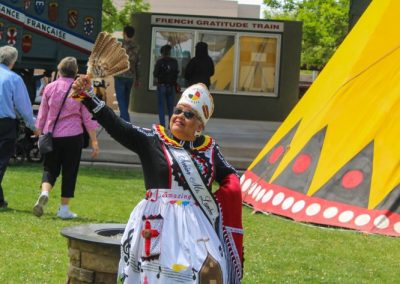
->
[170, 104, 204, 141]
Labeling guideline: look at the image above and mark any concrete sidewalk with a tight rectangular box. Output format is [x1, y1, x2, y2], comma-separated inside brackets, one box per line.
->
[81, 111, 280, 170]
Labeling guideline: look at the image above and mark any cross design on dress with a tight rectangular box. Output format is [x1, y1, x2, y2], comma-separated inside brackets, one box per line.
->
[141, 219, 160, 257]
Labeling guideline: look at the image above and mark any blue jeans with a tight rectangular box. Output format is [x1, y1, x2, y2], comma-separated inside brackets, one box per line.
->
[156, 84, 176, 127]
[114, 77, 134, 122]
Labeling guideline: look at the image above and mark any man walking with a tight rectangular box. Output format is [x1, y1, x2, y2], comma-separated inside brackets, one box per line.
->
[114, 25, 140, 122]
[0, 46, 38, 209]
[153, 44, 179, 127]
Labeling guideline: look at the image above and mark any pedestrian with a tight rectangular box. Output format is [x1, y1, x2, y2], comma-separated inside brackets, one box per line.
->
[114, 25, 140, 122]
[34, 69, 53, 105]
[153, 44, 179, 127]
[32, 57, 99, 219]
[0, 46, 39, 209]
[185, 42, 215, 88]
[71, 77, 244, 283]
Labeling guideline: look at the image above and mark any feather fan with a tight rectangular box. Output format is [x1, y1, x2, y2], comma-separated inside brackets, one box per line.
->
[70, 32, 130, 99]
[87, 32, 130, 78]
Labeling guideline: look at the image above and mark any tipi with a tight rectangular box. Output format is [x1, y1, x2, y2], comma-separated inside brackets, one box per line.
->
[241, 0, 400, 236]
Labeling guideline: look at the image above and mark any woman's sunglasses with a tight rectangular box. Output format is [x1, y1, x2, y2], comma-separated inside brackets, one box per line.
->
[173, 107, 196, 119]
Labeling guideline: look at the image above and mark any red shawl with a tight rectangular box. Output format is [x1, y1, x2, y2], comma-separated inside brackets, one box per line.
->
[215, 173, 244, 281]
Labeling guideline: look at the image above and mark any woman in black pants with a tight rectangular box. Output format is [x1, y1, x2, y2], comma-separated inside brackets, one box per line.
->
[33, 57, 99, 219]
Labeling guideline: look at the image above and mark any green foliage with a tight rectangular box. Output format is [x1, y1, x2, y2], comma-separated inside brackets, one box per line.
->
[1, 164, 400, 283]
[102, 0, 150, 33]
[264, 0, 350, 70]
[102, 0, 118, 33]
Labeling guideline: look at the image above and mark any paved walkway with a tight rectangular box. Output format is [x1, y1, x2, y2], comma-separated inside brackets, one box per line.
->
[81, 111, 281, 170]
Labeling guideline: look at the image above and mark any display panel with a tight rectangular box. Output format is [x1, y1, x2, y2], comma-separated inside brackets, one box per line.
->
[150, 27, 281, 97]
[238, 36, 279, 96]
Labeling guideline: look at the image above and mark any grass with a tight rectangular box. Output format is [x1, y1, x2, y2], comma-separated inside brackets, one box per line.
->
[1, 164, 400, 283]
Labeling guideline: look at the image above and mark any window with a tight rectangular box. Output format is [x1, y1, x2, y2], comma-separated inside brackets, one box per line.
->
[150, 28, 194, 88]
[150, 27, 281, 97]
[238, 35, 279, 95]
[199, 32, 235, 92]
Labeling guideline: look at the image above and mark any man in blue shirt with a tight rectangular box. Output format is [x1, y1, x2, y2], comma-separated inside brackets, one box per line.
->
[0, 46, 38, 209]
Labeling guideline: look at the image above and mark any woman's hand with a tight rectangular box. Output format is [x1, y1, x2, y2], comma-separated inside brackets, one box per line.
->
[33, 128, 41, 137]
[70, 75, 93, 101]
[91, 140, 100, 158]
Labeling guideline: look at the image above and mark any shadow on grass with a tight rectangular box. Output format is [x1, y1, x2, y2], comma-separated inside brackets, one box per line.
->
[73, 167, 143, 181]
[9, 162, 145, 181]
[0, 208, 12, 213]
[0, 207, 124, 224]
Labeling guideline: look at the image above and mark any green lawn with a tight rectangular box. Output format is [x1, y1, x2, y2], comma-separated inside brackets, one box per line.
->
[0, 164, 399, 283]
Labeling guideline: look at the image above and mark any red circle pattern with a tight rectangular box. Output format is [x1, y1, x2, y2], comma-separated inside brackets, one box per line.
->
[341, 170, 364, 189]
[292, 154, 312, 174]
[268, 145, 285, 164]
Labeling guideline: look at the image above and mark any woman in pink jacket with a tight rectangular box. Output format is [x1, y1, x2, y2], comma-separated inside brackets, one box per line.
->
[33, 57, 99, 219]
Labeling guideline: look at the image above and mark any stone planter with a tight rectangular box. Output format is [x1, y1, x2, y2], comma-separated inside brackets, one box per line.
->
[61, 224, 125, 284]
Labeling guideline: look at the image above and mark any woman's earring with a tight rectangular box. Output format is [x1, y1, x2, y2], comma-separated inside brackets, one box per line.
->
[194, 130, 202, 137]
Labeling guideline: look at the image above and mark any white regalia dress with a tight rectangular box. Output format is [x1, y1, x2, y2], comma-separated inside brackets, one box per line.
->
[116, 126, 243, 284]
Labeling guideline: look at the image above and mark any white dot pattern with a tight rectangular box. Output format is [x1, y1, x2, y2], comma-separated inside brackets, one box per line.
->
[394, 222, 400, 234]
[306, 203, 321, 216]
[241, 178, 400, 236]
[272, 192, 285, 206]
[240, 174, 246, 185]
[281, 197, 295, 210]
[248, 183, 258, 195]
[354, 214, 371, 227]
[252, 185, 262, 199]
[261, 190, 274, 203]
[241, 179, 252, 192]
[291, 200, 305, 213]
[338, 211, 354, 223]
[323, 207, 338, 219]
[255, 189, 266, 202]
[374, 215, 389, 229]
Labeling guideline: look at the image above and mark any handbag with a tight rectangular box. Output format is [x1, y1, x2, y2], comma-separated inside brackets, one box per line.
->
[38, 83, 73, 154]
[38, 132, 54, 154]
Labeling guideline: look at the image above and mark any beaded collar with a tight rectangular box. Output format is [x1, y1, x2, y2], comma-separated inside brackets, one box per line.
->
[154, 125, 213, 151]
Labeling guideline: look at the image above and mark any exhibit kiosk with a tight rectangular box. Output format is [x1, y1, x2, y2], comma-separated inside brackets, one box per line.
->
[132, 13, 302, 121]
